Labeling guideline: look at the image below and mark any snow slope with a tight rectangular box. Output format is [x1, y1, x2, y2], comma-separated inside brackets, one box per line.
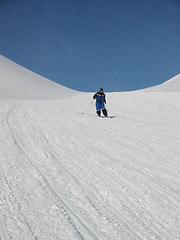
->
[0, 57, 180, 240]
[0, 55, 77, 99]
[142, 74, 180, 92]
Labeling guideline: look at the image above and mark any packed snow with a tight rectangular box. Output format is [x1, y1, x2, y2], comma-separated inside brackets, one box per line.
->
[0, 56, 180, 240]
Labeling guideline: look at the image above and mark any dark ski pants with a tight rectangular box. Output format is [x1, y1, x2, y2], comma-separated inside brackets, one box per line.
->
[96, 102, 107, 117]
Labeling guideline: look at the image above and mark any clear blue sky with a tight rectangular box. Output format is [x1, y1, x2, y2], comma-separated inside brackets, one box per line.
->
[0, 0, 179, 92]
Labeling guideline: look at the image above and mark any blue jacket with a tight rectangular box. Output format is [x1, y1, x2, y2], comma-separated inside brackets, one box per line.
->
[93, 91, 106, 104]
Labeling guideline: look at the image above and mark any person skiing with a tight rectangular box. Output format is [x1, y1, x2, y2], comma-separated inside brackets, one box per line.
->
[93, 88, 108, 117]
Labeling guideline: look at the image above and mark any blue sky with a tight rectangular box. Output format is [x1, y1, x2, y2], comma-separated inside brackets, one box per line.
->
[0, 0, 179, 92]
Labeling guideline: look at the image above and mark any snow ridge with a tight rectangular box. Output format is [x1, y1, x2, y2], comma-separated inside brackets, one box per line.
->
[0, 55, 77, 99]
[142, 74, 180, 92]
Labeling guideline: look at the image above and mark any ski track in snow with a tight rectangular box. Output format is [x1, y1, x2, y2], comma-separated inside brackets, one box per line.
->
[0, 92, 180, 240]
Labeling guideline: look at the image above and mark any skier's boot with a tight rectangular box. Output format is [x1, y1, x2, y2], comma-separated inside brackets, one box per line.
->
[102, 108, 108, 117]
[97, 110, 101, 117]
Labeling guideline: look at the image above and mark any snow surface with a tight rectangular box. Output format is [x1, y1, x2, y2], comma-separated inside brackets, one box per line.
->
[141, 74, 180, 92]
[0, 55, 77, 99]
[0, 57, 180, 240]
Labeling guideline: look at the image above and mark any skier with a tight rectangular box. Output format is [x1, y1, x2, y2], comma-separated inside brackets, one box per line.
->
[93, 88, 108, 117]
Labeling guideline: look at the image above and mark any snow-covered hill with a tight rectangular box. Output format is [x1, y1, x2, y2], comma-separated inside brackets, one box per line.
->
[142, 74, 180, 92]
[0, 57, 180, 240]
[0, 55, 76, 99]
